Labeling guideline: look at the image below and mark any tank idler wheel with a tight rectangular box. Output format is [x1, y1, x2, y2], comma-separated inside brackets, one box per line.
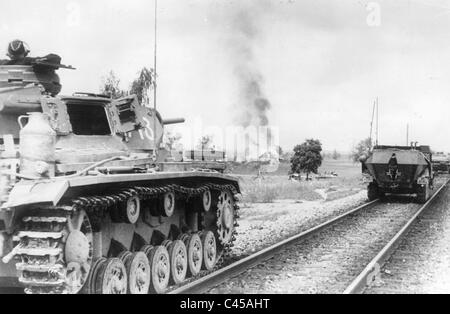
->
[168, 240, 188, 285]
[120, 252, 151, 294]
[94, 258, 127, 294]
[202, 190, 212, 212]
[200, 231, 217, 271]
[123, 196, 141, 224]
[161, 192, 175, 217]
[83, 257, 106, 294]
[182, 233, 203, 277]
[147, 246, 170, 294]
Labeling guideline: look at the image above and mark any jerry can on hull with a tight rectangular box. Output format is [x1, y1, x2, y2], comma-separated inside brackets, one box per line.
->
[18, 112, 56, 178]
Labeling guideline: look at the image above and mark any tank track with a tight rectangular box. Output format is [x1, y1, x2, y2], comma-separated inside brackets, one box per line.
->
[12, 182, 240, 294]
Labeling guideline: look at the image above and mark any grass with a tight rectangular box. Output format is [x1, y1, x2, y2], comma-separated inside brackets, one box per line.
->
[234, 158, 365, 203]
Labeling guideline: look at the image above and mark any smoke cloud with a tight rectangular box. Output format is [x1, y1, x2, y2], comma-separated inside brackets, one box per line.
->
[227, 5, 272, 128]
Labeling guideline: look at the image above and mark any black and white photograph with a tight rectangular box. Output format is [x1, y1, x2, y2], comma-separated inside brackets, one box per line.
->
[1, 0, 450, 300]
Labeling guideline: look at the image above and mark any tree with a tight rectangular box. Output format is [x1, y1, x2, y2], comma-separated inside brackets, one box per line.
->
[130, 67, 155, 106]
[100, 71, 126, 99]
[332, 149, 340, 160]
[351, 138, 372, 163]
[163, 131, 182, 151]
[197, 135, 215, 151]
[101, 67, 155, 105]
[290, 139, 323, 180]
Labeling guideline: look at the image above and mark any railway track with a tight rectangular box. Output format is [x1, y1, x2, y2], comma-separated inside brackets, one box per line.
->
[170, 178, 449, 294]
[344, 179, 450, 293]
[363, 178, 450, 294]
[170, 199, 380, 294]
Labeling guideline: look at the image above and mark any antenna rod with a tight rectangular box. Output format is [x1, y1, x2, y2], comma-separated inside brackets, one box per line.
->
[375, 97, 379, 146]
[154, 0, 158, 109]
[406, 123, 409, 146]
[153, 0, 158, 159]
[369, 99, 376, 148]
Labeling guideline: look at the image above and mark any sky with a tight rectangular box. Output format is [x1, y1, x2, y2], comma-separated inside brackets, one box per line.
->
[1, 0, 450, 153]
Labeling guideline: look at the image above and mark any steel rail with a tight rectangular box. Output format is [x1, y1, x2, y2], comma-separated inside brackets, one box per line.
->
[343, 179, 450, 294]
[170, 199, 379, 294]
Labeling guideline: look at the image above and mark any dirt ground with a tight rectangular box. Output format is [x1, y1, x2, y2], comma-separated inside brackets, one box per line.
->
[235, 158, 364, 204]
[232, 191, 367, 257]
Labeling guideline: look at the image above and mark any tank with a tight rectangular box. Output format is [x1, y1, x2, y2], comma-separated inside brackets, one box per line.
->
[361, 145, 433, 203]
[0, 65, 241, 294]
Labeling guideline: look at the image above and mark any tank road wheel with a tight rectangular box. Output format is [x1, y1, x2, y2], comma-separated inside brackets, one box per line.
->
[147, 246, 170, 294]
[216, 190, 235, 246]
[202, 190, 212, 212]
[64, 210, 94, 294]
[200, 231, 217, 271]
[162, 192, 175, 217]
[120, 252, 151, 294]
[168, 240, 188, 285]
[94, 258, 127, 294]
[123, 196, 141, 224]
[182, 233, 203, 277]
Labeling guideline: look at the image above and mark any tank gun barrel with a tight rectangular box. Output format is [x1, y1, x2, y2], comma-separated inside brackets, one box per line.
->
[163, 118, 185, 125]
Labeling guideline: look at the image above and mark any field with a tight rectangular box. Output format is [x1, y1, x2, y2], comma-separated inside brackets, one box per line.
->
[231, 158, 365, 203]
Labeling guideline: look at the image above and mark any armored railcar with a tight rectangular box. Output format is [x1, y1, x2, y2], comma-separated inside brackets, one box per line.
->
[0, 65, 240, 294]
[361, 145, 433, 203]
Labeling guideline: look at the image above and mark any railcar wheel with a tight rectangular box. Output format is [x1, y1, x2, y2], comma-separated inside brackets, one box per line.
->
[367, 183, 379, 201]
[183, 233, 203, 277]
[200, 231, 217, 271]
[162, 192, 175, 217]
[94, 258, 127, 294]
[121, 252, 150, 294]
[168, 240, 188, 284]
[148, 246, 170, 294]
[417, 184, 430, 204]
